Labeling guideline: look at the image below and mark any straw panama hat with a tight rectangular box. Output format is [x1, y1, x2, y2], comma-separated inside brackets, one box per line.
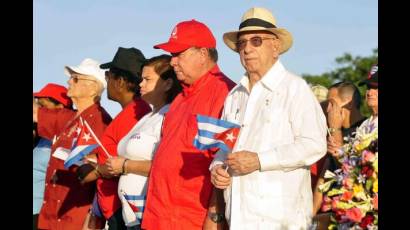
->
[223, 7, 293, 54]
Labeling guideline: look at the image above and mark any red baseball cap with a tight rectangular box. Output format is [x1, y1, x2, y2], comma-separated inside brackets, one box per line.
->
[33, 83, 72, 107]
[154, 19, 216, 53]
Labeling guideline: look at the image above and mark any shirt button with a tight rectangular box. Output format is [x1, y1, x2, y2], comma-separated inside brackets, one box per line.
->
[43, 201, 47, 204]
[57, 219, 61, 222]
[45, 183, 48, 186]
[52, 184, 56, 188]
[57, 200, 61, 203]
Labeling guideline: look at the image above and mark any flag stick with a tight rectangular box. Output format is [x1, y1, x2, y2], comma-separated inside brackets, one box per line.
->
[83, 119, 112, 158]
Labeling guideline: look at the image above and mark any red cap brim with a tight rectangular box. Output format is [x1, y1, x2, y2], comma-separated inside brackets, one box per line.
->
[33, 92, 72, 107]
[33, 92, 45, 98]
[154, 41, 191, 53]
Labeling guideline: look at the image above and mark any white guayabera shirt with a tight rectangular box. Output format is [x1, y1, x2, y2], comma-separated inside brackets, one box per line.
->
[211, 61, 327, 230]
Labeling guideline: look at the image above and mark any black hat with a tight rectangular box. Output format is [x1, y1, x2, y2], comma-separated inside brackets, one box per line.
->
[100, 47, 146, 77]
[359, 64, 378, 88]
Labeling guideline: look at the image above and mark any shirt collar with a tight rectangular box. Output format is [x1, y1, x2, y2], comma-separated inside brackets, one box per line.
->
[181, 65, 220, 97]
[259, 60, 286, 92]
[237, 60, 286, 93]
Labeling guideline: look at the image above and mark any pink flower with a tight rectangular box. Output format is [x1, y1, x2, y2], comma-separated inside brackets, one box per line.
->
[345, 207, 364, 223]
[362, 150, 376, 163]
[373, 194, 378, 210]
[342, 178, 354, 189]
[342, 163, 352, 173]
[321, 195, 332, 212]
[331, 196, 341, 211]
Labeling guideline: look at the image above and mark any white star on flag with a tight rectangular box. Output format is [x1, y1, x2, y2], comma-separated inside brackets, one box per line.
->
[82, 133, 91, 142]
[225, 132, 236, 142]
[76, 127, 82, 135]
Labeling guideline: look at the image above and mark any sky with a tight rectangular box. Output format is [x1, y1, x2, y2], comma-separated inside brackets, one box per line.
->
[33, 0, 378, 117]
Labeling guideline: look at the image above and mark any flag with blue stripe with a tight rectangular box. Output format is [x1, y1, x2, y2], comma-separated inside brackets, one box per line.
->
[120, 189, 145, 226]
[193, 114, 241, 153]
[64, 117, 99, 168]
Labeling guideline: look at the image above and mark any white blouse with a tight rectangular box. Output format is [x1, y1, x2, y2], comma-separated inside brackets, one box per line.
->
[116, 104, 169, 227]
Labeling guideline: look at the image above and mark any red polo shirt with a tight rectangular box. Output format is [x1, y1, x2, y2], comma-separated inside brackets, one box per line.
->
[142, 65, 235, 230]
[37, 103, 112, 230]
[96, 97, 151, 219]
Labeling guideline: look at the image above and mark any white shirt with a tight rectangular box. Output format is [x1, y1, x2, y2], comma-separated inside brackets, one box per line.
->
[211, 61, 327, 229]
[117, 104, 169, 226]
[356, 115, 378, 135]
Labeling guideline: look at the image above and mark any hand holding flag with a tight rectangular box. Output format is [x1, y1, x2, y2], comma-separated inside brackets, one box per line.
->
[64, 117, 111, 168]
[64, 117, 99, 168]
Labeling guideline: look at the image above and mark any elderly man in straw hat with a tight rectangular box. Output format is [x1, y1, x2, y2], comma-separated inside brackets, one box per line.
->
[33, 58, 112, 230]
[209, 7, 327, 229]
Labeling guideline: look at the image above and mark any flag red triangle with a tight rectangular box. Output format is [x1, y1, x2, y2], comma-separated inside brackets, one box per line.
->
[127, 201, 140, 212]
[213, 127, 240, 150]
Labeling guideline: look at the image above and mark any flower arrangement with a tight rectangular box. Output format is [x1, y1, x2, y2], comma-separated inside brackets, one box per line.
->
[319, 122, 378, 230]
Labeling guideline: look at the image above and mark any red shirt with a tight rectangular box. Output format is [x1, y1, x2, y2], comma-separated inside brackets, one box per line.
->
[142, 65, 235, 230]
[96, 97, 151, 219]
[37, 103, 112, 230]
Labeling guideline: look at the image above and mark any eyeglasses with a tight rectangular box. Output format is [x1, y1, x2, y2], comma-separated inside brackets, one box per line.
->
[235, 36, 277, 51]
[69, 76, 96, 84]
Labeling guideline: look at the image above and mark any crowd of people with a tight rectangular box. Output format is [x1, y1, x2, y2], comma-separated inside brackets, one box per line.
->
[33, 7, 378, 230]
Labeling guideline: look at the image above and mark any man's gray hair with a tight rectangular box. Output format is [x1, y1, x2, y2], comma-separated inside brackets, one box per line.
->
[207, 48, 218, 62]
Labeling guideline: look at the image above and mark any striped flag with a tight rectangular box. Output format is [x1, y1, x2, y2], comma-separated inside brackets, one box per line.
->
[64, 117, 99, 168]
[193, 114, 241, 153]
[120, 190, 145, 225]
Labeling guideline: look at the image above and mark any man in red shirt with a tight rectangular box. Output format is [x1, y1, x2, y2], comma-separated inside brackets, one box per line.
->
[141, 19, 236, 230]
[79, 47, 151, 230]
[33, 58, 112, 230]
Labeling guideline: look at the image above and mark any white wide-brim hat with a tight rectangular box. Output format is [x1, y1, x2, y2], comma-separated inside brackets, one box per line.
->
[223, 7, 293, 54]
[64, 58, 107, 89]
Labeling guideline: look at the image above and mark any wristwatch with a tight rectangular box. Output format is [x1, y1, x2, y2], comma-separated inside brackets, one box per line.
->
[328, 127, 341, 133]
[208, 212, 224, 223]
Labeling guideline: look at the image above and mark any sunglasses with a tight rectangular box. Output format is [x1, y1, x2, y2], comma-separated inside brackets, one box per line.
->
[235, 36, 277, 51]
[70, 76, 96, 84]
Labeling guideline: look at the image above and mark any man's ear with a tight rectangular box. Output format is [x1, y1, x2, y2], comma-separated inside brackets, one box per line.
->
[164, 78, 173, 91]
[199, 48, 209, 62]
[116, 77, 127, 90]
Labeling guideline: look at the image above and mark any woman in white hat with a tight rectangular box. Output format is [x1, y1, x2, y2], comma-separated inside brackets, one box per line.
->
[33, 58, 112, 230]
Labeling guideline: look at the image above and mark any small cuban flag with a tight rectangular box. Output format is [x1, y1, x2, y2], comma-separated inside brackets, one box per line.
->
[193, 114, 241, 153]
[120, 190, 145, 226]
[64, 117, 99, 168]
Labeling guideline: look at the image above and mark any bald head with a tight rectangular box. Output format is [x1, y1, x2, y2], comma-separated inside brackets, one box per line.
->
[329, 82, 361, 109]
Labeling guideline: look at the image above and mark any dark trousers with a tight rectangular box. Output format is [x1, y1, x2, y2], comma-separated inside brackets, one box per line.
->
[108, 208, 127, 230]
[33, 214, 38, 230]
[108, 208, 141, 230]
